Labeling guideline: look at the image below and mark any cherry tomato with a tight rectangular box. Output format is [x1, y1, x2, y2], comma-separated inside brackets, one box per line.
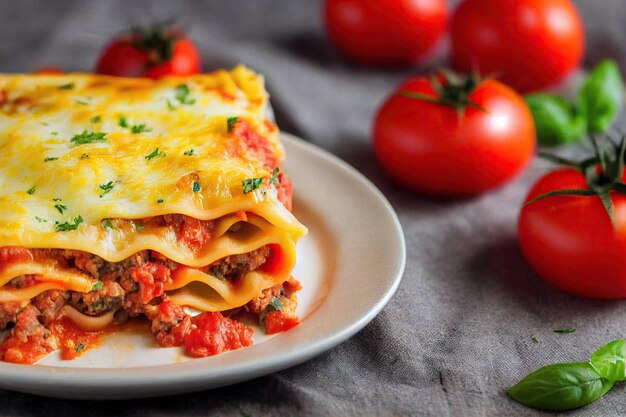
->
[95, 25, 200, 78]
[373, 75, 535, 196]
[451, 0, 584, 93]
[519, 167, 626, 299]
[324, 0, 448, 66]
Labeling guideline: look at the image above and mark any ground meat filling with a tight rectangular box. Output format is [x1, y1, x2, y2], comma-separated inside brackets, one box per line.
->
[69, 281, 124, 317]
[205, 246, 270, 280]
[0, 245, 273, 332]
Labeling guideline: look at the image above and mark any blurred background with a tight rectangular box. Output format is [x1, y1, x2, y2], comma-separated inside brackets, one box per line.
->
[1, 0, 624, 150]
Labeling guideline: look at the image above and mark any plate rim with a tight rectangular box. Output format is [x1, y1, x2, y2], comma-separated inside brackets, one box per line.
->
[0, 133, 406, 399]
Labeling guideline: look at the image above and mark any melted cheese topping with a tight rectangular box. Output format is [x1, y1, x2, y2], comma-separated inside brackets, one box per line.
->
[0, 66, 306, 258]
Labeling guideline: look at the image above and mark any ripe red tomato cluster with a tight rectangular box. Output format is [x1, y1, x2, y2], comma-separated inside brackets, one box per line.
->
[324, 0, 584, 93]
[336, 0, 622, 301]
[348, 0, 586, 198]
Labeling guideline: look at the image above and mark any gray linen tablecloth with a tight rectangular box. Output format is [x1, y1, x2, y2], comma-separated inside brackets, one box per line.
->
[2, 1, 626, 415]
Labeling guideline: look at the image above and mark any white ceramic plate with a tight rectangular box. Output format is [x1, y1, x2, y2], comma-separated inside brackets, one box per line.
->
[0, 133, 406, 399]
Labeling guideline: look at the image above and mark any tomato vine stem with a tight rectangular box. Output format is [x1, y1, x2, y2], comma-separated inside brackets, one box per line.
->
[399, 70, 488, 117]
[526, 136, 626, 224]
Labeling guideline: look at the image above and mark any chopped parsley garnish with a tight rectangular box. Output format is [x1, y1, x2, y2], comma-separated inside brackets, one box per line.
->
[26, 185, 36, 195]
[99, 181, 115, 197]
[74, 99, 89, 105]
[157, 198, 164, 204]
[91, 281, 103, 291]
[59, 82, 74, 90]
[70, 130, 108, 146]
[145, 147, 166, 160]
[90, 115, 102, 123]
[44, 157, 58, 162]
[74, 342, 85, 354]
[35, 216, 47, 223]
[133, 221, 144, 231]
[242, 168, 280, 194]
[52, 198, 62, 202]
[192, 180, 201, 193]
[242, 177, 263, 194]
[531, 335, 540, 344]
[55, 215, 83, 232]
[54, 204, 68, 214]
[554, 327, 576, 334]
[119, 115, 151, 133]
[101, 219, 113, 229]
[173, 84, 196, 105]
[90, 299, 103, 310]
[227, 116, 239, 132]
[130, 123, 151, 134]
[269, 167, 280, 185]
[118, 116, 129, 128]
[166, 100, 176, 111]
[51, 131, 58, 136]
[260, 296, 285, 324]
[80, 153, 89, 160]
[183, 149, 195, 156]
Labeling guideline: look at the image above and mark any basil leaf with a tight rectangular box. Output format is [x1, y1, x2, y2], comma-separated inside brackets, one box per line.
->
[525, 94, 586, 146]
[578, 59, 624, 134]
[590, 339, 626, 383]
[508, 362, 613, 411]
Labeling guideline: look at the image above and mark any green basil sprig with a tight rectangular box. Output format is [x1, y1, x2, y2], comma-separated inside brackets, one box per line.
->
[525, 95, 586, 146]
[509, 339, 626, 411]
[578, 60, 624, 134]
[525, 60, 624, 146]
[508, 363, 612, 411]
[589, 339, 626, 382]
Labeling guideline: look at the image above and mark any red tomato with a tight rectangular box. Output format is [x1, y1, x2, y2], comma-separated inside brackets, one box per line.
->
[324, 0, 448, 66]
[373, 75, 535, 196]
[95, 26, 200, 78]
[451, 0, 584, 93]
[519, 168, 626, 299]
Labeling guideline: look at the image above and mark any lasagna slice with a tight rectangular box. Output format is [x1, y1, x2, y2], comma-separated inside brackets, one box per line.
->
[0, 66, 307, 364]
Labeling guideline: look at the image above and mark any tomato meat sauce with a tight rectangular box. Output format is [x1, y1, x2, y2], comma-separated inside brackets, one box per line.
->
[0, 211, 300, 363]
[229, 119, 279, 168]
[49, 317, 104, 360]
[185, 312, 254, 357]
[264, 310, 299, 334]
[0, 305, 55, 364]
